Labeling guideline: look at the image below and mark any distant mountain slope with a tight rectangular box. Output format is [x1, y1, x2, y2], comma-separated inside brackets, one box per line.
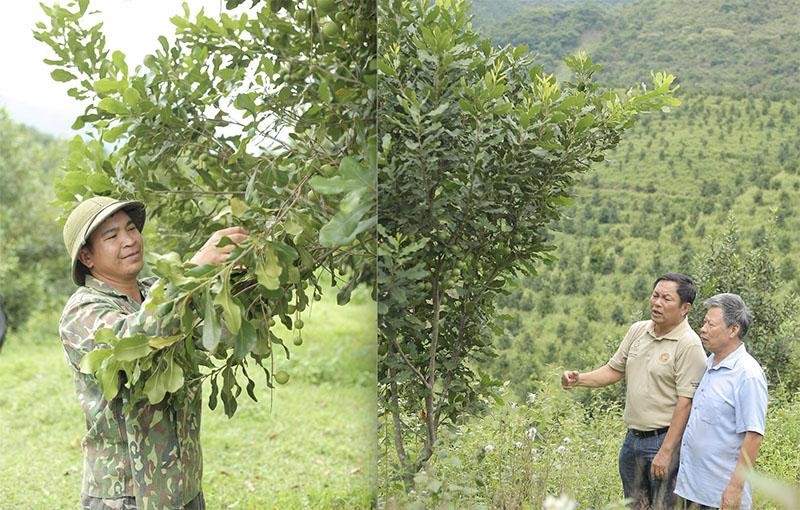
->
[479, 5, 611, 72]
[469, 0, 626, 26]
[475, 0, 800, 97]
[593, 0, 800, 97]
[486, 93, 800, 395]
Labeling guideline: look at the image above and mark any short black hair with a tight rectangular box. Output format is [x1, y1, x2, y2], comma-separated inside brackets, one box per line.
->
[654, 273, 697, 305]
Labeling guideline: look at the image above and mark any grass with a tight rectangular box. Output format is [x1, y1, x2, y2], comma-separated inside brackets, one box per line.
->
[0, 286, 376, 509]
[380, 375, 800, 509]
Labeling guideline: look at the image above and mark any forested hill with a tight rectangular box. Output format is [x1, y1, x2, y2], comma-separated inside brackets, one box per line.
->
[466, 0, 800, 396]
[470, 0, 627, 25]
[0, 110, 70, 329]
[473, 0, 800, 98]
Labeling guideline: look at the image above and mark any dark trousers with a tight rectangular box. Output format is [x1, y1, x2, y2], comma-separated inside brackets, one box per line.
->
[81, 491, 205, 510]
[619, 430, 680, 510]
[676, 496, 716, 510]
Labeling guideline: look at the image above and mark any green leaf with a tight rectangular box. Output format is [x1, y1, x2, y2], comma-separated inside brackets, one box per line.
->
[215, 236, 236, 248]
[51, 69, 76, 82]
[230, 196, 248, 217]
[319, 201, 375, 247]
[221, 365, 238, 417]
[251, 325, 271, 355]
[102, 123, 129, 143]
[144, 364, 167, 404]
[575, 113, 595, 133]
[208, 374, 219, 410]
[337, 283, 353, 305]
[94, 78, 120, 93]
[245, 170, 258, 202]
[113, 335, 152, 361]
[309, 157, 373, 195]
[556, 93, 585, 111]
[112, 50, 128, 76]
[232, 320, 257, 360]
[71, 116, 85, 130]
[202, 290, 222, 352]
[234, 93, 257, 115]
[245, 374, 257, 402]
[170, 14, 190, 29]
[255, 250, 283, 290]
[148, 335, 182, 349]
[377, 58, 395, 77]
[186, 264, 216, 278]
[213, 276, 241, 334]
[318, 80, 332, 103]
[98, 358, 121, 400]
[98, 97, 127, 115]
[492, 102, 512, 115]
[122, 87, 141, 107]
[162, 352, 184, 393]
[85, 172, 114, 193]
[79, 348, 113, 374]
[94, 328, 119, 346]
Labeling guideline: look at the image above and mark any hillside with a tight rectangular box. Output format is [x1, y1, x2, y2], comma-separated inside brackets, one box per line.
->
[488, 94, 800, 395]
[474, 0, 800, 97]
[478, 5, 610, 72]
[466, 0, 800, 397]
[470, 0, 627, 26]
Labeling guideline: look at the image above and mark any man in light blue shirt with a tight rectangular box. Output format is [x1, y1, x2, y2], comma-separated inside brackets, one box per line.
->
[675, 293, 768, 509]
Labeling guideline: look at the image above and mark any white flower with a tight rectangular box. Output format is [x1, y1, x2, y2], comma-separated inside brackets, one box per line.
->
[514, 441, 524, 449]
[484, 444, 495, 453]
[563, 437, 571, 444]
[510, 402, 518, 409]
[556, 445, 567, 455]
[543, 494, 578, 510]
[526, 392, 537, 404]
[525, 427, 538, 441]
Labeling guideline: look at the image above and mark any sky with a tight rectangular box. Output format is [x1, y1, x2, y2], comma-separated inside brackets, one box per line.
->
[0, 0, 222, 138]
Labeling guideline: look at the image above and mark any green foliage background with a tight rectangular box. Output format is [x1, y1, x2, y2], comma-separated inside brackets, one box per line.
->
[377, 0, 681, 496]
[488, 95, 800, 399]
[29, 0, 377, 416]
[0, 288, 377, 509]
[465, 0, 800, 400]
[1, 0, 379, 507]
[2, 0, 800, 506]
[386, 0, 800, 506]
[0, 110, 72, 329]
[469, 0, 626, 27]
[476, 0, 800, 97]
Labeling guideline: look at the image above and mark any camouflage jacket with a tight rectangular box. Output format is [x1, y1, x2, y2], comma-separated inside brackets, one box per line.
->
[59, 275, 202, 509]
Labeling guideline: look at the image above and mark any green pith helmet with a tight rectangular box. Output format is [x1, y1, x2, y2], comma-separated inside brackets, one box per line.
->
[62, 196, 146, 286]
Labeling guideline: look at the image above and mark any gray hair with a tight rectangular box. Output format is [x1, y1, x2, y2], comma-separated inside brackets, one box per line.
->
[703, 293, 752, 339]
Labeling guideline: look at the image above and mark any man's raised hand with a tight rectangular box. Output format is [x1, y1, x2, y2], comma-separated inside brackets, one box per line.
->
[562, 370, 580, 389]
[189, 226, 250, 266]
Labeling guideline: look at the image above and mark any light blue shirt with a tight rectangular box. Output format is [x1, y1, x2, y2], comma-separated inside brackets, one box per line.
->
[675, 343, 768, 509]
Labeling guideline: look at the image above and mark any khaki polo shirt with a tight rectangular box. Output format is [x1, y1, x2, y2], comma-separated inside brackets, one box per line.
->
[608, 318, 707, 431]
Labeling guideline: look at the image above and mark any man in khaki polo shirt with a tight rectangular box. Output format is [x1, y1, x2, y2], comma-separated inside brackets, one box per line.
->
[562, 273, 707, 509]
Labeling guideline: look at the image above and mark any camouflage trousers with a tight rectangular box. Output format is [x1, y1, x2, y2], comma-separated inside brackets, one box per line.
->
[81, 491, 205, 510]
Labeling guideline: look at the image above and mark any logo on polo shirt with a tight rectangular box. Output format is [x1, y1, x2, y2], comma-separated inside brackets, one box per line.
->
[659, 353, 671, 364]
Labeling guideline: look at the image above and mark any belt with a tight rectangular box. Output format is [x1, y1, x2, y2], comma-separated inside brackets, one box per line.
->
[630, 427, 669, 438]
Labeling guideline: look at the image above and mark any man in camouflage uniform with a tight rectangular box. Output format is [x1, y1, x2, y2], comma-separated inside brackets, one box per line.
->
[60, 196, 247, 510]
